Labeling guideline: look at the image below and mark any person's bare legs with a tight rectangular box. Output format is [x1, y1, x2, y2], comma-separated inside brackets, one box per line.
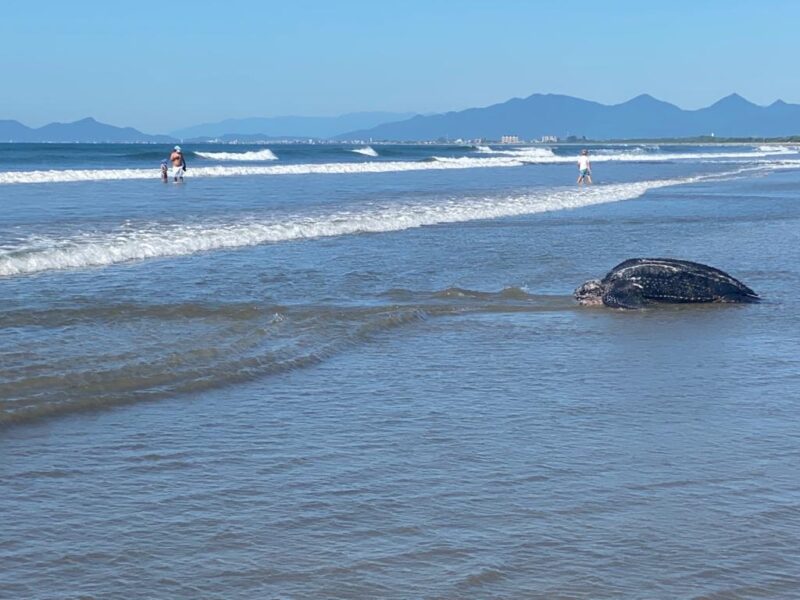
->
[585, 173, 592, 185]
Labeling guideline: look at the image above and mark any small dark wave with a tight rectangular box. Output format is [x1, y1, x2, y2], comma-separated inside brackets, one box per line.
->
[0, 343, 328, 428]
[381, 286, 572, 309]
[0, 291, 580, 427]
[462, 567, 507, 587]
[0, 304, 431, 427]
[433, 286, 537, 301]
[0, 301, 270, 328]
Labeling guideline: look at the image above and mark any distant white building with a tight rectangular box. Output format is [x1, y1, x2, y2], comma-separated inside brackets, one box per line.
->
[540, 135, 558, 143]
[500, 135, 520, 144]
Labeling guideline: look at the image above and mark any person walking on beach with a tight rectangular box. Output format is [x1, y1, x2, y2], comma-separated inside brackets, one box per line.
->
[577, 149, 592, 185]
[169, 145, 187, 182]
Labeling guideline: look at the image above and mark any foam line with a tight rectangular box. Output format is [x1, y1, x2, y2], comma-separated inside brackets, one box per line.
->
[1, 147, 794, 185]
[0, 173, 726, 277]
[0, 157, 520, 185]
[472, 146, 796, 163]
[194, 149, 278, 161]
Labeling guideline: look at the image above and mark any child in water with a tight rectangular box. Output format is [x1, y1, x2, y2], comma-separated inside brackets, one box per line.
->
[160, 160, 169, 182]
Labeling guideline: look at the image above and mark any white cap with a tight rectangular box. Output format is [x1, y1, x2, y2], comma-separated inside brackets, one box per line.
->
[174, 145, 182, 151]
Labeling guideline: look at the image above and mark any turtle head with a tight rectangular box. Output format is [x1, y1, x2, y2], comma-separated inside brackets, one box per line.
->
[574, 279, 604, 305]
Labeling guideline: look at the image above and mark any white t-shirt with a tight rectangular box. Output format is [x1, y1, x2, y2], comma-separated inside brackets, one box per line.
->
[578, 156, 590, 170]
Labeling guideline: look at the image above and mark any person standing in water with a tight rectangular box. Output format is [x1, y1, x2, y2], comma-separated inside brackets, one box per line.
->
[169, 145, 187, 182]
[577, 149, 592, 185]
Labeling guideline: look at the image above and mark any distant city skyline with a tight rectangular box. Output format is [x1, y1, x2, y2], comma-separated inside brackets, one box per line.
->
[2, 0, 799, 132]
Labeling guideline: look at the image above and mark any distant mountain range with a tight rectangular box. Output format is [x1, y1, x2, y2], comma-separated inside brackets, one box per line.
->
[0, 117, 173, 143]
[3, 95, 800, 143]
[0, 112, 416, 143]
[338, 93, 800, 141]
[171, 111, 416, 141]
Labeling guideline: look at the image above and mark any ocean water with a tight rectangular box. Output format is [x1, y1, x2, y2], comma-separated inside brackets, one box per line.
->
[2, 142, 800, 598]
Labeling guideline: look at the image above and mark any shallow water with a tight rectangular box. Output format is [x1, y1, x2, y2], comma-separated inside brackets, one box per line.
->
[2, 143, 800, 598]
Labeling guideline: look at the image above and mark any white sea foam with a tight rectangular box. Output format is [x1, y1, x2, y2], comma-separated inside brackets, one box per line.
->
[476, 146, 794, 163]
[475, 146, 556, 159]
[592, 146, 648, 156]
[477, 146, 555, 158]
[431, 156, 522, 167]
[0, 147, 795, 186]
[755, 144, 794, 154]
[0, 169, 756, 278]
[194, 149, 278, 161]
[0, 158, 521, 185]
[351, 146, 379, 157]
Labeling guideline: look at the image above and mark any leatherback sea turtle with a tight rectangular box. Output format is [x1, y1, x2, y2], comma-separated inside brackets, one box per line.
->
[574, 258, 759, 309]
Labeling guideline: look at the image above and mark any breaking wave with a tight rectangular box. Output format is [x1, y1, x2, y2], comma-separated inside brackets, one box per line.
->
[193, 149, 278, 161]
[475, 146, 557, 160]
[0, 147, 795, 185]
[473, 145, 795, 163]
[351, 146, 379, 157]
[0, 173, 720, 277]
[756, 145, 794, 154]
[0, 157, 521, 185]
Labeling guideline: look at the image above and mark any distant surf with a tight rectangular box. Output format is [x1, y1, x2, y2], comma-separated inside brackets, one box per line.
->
[0, 146, 796, 185]
[475, 145, 555, 158]
[194, 149, 278, 161]
[472, 145, 794, 164]
[350, 146, 379, 157]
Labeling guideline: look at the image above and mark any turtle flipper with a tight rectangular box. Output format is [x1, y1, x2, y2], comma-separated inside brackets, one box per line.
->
[602, 280, 647, 309]
[717, 291, 760, 303]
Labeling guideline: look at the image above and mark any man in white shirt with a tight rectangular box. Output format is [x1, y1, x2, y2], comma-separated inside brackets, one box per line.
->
[577, 149, 592, 185]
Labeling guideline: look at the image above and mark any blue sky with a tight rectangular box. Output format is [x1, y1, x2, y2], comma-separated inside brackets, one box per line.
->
[2, 0, 797, 133]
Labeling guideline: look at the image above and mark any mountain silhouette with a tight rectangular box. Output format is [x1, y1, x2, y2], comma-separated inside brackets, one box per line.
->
[4, 95, 800, 143]
[0, 117, 173, 143]
[338, 93, 800, 140]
